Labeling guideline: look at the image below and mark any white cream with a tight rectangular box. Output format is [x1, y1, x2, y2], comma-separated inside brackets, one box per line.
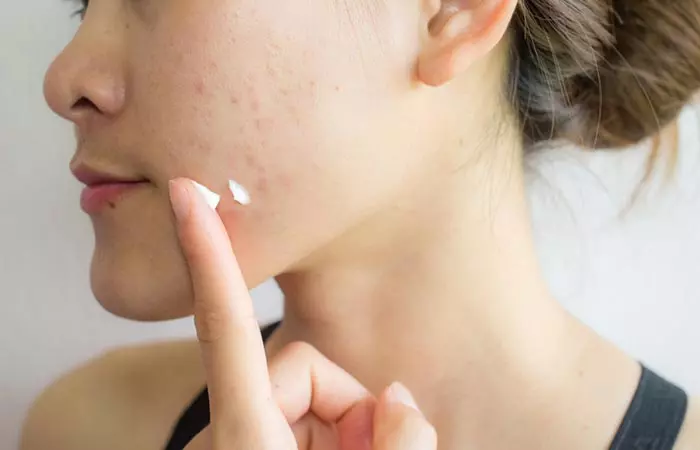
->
[228, 179, 251, 206]
[192, 181, 221, 210]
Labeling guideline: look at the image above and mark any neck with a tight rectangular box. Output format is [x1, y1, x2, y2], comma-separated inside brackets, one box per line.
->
[271, 141, 639, 449]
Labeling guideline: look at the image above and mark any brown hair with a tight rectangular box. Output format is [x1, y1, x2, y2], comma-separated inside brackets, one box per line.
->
[508, 0, 700, 151]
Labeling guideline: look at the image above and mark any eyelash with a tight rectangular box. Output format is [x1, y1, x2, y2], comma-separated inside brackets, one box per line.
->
[70, 0, 89, 20]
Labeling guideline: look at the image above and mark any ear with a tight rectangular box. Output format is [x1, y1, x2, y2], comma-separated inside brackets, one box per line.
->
[417, 0, 518, 87]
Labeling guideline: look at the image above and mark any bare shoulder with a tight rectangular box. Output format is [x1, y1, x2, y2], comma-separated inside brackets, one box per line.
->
[675, 396, 700, 450]
[20, 339, 205, 450]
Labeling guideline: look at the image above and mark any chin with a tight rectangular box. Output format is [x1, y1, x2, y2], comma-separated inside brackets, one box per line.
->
[89, 241, 195, 322]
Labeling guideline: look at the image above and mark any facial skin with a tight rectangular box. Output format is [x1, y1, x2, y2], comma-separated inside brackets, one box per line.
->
[44, 0, 518, 321]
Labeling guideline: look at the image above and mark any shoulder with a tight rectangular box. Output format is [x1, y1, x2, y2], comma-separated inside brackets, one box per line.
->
[675, 396, 700, 450]
[20, 339, 206, 450]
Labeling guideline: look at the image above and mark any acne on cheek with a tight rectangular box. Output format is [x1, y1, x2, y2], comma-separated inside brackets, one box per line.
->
[194, 79, 206, 96]
[243, 152, 272, 197]
[242, 151, 294, 199]
[187, 42, 305, 204]
[242, 154, 266, 195]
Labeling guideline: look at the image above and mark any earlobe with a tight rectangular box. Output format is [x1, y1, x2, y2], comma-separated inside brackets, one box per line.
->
[417, 0, 518, 87]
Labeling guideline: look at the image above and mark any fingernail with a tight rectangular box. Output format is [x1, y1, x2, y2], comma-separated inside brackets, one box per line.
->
[192, 181, 221, 210]
[169, 180, 192, 222]
[386, 382, 421, 413]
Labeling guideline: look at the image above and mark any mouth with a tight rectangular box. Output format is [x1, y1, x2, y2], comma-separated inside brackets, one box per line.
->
[71, 164, 149, 214]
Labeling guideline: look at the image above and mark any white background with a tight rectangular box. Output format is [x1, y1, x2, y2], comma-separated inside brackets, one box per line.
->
[2, 1, 699, 448]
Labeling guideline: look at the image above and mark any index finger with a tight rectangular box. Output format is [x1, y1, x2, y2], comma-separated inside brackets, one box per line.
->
[169, 178, 274, 422]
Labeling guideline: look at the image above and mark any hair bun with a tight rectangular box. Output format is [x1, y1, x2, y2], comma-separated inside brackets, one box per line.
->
[511, 0, 700, 150]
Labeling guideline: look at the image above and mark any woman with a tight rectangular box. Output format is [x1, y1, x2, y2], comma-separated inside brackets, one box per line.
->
[20, 0, 700, 448]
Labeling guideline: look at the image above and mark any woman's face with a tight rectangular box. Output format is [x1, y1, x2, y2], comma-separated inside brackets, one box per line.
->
[45, 0, 496, 320]
[45, 0, 517, 320]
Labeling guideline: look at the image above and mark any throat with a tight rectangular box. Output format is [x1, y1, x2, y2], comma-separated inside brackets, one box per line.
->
[268, 147, 639, 449]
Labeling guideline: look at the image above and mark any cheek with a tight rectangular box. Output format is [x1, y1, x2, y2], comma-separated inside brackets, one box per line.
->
[130, 1, 408, 237]
[132, 17, 316, 190]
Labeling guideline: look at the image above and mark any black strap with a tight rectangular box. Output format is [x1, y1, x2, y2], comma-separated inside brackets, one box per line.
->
[164, 321, 282, 450]
[609, 366, 688, 450]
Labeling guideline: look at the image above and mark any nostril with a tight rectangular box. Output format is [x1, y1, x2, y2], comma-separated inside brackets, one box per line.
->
[72, 96, 97, 111]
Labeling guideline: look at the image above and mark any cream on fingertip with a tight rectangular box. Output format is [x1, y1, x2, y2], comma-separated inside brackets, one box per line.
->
[192, 181, 221, 210]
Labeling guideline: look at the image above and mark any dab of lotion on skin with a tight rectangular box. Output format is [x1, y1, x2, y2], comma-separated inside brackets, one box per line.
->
[192, 179, 251, 210]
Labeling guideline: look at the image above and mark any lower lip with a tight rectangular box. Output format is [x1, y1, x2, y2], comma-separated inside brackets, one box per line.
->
[80, 182, 147, 213]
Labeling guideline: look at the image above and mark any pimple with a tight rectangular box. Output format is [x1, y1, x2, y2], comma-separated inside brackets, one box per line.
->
[255, 118, 275, 131]
[255, 172, 269, 194]
[244, 153, 258, 169]
[194, 79, 205, 95]
[192, 138, 212, 157]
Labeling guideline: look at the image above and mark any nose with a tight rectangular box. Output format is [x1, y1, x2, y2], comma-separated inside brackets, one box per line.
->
[44, 18, 126, 128]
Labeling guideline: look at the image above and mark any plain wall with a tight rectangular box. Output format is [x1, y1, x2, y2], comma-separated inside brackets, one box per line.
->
[2, 1, 699, 448]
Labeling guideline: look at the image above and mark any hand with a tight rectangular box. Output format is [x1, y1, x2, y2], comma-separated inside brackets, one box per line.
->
[169, 178, 438, 450]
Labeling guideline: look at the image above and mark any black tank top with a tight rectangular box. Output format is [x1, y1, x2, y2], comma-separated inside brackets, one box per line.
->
[164, 321, 688, 450]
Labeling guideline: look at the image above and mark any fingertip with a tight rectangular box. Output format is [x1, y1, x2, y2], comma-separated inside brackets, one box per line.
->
[374, 383, 436, 450]
[169, 178, 194, 223]
[372, 385, 437, 450]
[384, 382, 421, 414]
[374, 382, 424, 430]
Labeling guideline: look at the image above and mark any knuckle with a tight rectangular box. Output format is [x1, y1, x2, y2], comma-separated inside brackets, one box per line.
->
[193, 306, 230, 343]
[193, 302, 258, 344]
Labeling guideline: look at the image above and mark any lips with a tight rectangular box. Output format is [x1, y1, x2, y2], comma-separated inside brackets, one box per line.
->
[71, 164, 144, 187]
[79, 181, 147, 213]
[71, 164, 148, 213]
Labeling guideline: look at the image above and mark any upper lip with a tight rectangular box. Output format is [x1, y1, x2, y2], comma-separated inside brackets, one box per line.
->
[71, 164, 145, 187]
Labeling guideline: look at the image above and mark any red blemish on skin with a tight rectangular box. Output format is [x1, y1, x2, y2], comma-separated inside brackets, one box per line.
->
[255, 175, 268, 194]
[254, 118, 274, 131]
[195, 139, 212, 157]
[195, 80, 205, 95]
[255, 165, 268, 194]
[244, 153, 258, 169]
